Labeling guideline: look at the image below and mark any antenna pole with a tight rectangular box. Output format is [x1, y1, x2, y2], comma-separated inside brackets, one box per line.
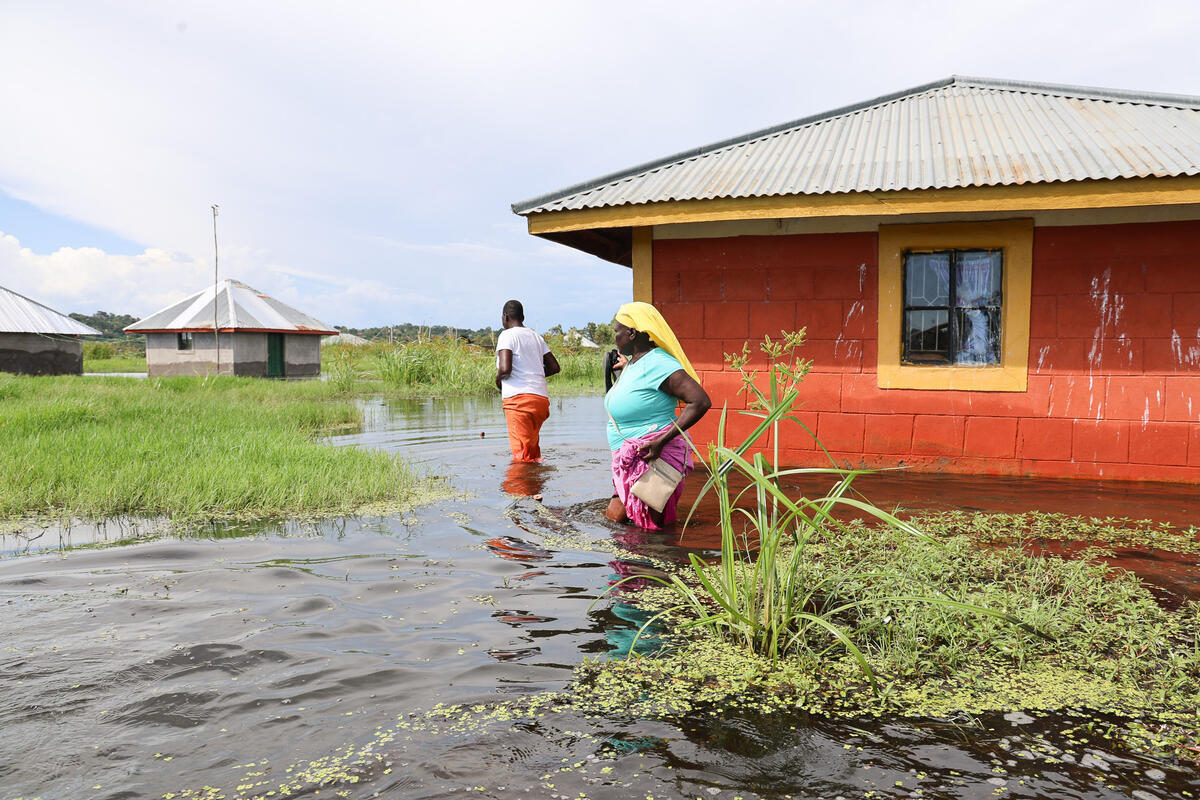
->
[212, 204, 220, 375]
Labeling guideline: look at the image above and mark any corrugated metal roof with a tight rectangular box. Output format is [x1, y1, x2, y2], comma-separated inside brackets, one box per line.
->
[0, 285, 102, 335]
[125, 279, 338, 335]
[321, 332, 369, 346]
[513, 76, 1200, 215]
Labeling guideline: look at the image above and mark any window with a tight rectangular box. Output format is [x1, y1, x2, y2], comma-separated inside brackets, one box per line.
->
[903, 249, 1002, 365]
[177, 332, 194, 351]
[877, 219, 1032, 392]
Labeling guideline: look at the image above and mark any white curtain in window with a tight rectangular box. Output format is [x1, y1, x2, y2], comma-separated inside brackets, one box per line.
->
[956, 254, 998, 364]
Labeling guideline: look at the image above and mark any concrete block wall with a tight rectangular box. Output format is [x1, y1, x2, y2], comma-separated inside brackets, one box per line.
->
[0, 333, 83, 375]
[148, 332, 322, 377]
[654, 219, 1200, 482]
[146, 332, 235, 376]
[284, 334, 321, 377]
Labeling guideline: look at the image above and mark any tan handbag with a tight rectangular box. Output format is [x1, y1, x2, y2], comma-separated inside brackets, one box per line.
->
[630, 458, 685, 512]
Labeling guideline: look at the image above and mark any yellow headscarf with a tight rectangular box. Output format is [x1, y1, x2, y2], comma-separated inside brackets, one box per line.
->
[614, 301, 699, 383]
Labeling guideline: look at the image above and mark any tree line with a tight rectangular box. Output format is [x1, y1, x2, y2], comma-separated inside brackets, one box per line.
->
[334, 321, 616, 347]
[68, 311, 617, 348]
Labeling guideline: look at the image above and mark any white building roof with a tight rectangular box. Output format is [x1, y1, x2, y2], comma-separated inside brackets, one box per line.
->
[0, 285, 102, 335]
[125, 279, 338, 335]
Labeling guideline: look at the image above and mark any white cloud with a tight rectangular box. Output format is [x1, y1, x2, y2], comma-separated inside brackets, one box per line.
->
[1, 0, 1197, 327]
[0, 232, 207, 317]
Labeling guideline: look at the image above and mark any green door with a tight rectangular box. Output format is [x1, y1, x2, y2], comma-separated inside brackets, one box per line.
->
[267, 333, 284, 378]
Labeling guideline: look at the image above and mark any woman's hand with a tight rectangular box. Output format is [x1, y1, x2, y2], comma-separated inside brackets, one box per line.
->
[636, 432, 671, 461]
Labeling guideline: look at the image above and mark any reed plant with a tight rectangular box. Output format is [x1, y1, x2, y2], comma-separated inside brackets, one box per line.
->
[0, 374, 438, 520]
[323, 336, 603, 396]
[618, 330, 1038, 690]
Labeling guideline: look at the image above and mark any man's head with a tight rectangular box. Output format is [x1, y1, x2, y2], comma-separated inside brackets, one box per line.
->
[502, 299, 524, 328]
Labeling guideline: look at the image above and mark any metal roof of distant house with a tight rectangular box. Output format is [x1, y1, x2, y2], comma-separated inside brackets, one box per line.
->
[0, 285, 102, 335]
[513, 76, 1200, 215]
[125, 279, 338, 335]
[321, 332, 370, 346]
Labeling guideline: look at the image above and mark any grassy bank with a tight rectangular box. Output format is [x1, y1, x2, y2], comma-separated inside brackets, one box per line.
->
[83, 356, 147, 373]
[83, 340, 146, 373]
[0, 375, 441, 521]
[324, 336, 604, 396]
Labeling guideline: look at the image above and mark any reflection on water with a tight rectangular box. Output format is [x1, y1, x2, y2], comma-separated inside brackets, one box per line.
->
[0, 394, 1197, 799]
[500, 460, 552, 498]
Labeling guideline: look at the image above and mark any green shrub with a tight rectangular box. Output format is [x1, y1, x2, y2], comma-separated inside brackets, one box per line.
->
[84, 341, 116, 360]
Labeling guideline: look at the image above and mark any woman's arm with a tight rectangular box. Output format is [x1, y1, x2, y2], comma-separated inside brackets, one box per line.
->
[637, 369, 711, 460]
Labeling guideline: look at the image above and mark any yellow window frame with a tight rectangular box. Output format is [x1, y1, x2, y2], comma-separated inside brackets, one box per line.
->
[877, 218, 1033, 392]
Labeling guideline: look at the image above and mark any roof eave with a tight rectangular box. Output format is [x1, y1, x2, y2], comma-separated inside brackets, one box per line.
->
[127, 327, 339, 336]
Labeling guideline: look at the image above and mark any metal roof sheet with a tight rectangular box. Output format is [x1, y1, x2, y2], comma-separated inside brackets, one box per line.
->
[513, 76, 1200, 215]
[125, 279, 338, 335]
[0, 285, 102, 335]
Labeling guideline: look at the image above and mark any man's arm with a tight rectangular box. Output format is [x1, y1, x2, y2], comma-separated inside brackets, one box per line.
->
[542, 351, 561, 378]
[495, 349, 512, 390]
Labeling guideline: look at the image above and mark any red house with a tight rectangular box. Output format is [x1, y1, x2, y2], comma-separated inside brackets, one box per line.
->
[515, 77, 1200, 483]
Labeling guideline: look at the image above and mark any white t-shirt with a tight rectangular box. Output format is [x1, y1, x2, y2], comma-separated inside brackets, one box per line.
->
[496, 326, 551, 399]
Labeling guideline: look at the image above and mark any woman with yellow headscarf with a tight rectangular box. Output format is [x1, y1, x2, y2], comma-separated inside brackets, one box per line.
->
[604, 302, 711, 529]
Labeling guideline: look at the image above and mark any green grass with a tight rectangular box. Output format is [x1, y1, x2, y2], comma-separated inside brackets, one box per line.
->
[323, 336, 604, 396]
[83, 356, 147, 372]
[0, 374, 441, 521]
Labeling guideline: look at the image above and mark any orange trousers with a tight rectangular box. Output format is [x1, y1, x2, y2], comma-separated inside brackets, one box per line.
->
[502, 393, 550, 462]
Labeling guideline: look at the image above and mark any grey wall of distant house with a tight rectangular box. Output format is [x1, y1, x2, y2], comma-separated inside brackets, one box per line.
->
[145, 332, 235, 376]
[145, 332, 321, 377]
[282, 334, 320, 377]
[0, 333, 83, 375]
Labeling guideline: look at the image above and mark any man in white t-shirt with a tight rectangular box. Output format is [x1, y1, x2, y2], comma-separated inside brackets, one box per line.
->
[495, 299, 560, 461]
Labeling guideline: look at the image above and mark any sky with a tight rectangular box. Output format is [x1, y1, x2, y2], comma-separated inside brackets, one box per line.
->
[2, 0, 1199, 331]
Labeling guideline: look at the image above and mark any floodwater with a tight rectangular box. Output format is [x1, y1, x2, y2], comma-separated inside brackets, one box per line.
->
[1, 395, 1198, 800]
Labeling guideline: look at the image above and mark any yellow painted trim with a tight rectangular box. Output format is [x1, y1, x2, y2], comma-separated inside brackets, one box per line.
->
[632, 227, 653, 302]
[877, 219, 1033, 392]
[527, 175, 1200, 234]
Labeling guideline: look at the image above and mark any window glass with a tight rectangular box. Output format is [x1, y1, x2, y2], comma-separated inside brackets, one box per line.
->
[906, 309, 948, 357]
[177, 332, 194, 351]
[905, 252, 950, 307]
[903, 249, 1002, 365]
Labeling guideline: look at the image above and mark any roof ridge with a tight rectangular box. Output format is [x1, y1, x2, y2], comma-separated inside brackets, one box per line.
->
[949, 75, 1200, 109]
[225, 281, 239, 329]
[513, 75, 1200, 215]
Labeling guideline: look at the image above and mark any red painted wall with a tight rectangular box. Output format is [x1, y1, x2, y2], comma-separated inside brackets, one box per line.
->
[654, 219, 1200, 482]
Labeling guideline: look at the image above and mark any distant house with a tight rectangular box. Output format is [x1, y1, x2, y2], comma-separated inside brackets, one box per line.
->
[322, 332, 370, 346]
[514, 76, 1200, 483]
[568, 330, 602, 349]
[0, 285, 101, 375]
[125, 279, 338, 377]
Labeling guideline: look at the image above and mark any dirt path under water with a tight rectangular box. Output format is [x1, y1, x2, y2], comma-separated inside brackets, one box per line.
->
[0, 395, 1196, 800]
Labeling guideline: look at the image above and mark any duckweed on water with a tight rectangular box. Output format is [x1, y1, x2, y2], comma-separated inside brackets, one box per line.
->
[913, 510, 1200, 555]
[569, 514, 1200, 761]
